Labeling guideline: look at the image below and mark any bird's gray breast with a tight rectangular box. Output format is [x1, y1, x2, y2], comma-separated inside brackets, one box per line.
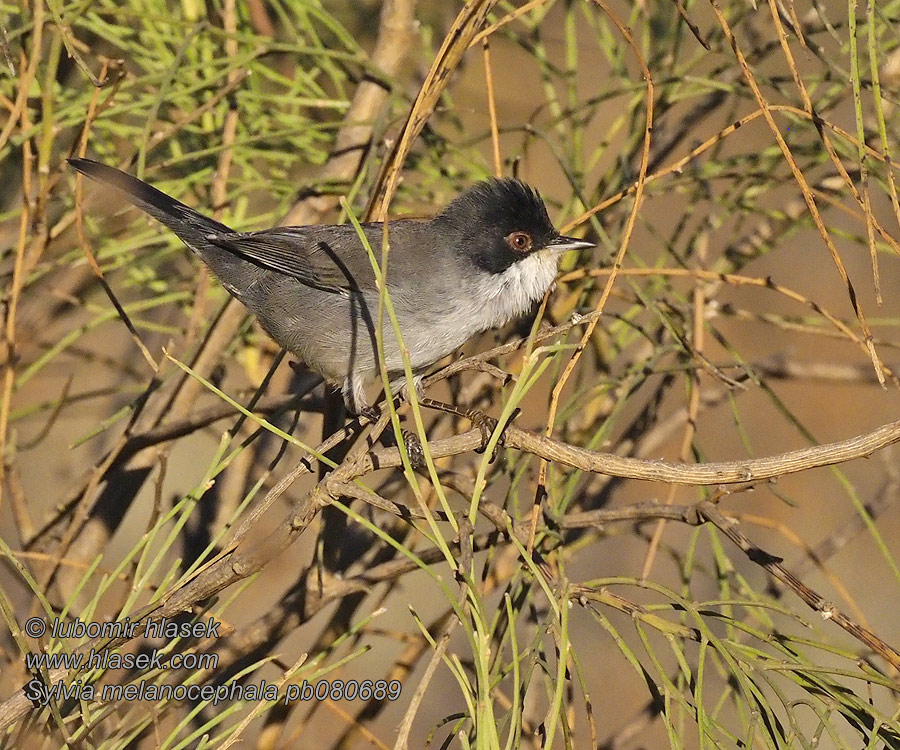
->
[232, 242, 558, 384]
[246, 266, 483, 381]
[382, 250, 560, 370]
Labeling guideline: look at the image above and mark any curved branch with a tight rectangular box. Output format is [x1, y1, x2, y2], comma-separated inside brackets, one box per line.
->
[365, 419, 900, 486]
[6, 413, 900, 728]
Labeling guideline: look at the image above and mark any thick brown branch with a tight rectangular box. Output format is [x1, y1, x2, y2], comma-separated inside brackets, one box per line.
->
[6, 405, 899, 727]
[364, 419, 900, 485]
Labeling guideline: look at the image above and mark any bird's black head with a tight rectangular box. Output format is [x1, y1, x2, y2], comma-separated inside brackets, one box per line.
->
[435, 178, 566, 274]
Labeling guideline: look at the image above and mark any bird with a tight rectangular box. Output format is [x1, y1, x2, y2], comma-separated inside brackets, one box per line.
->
[68, 158, 594, 417]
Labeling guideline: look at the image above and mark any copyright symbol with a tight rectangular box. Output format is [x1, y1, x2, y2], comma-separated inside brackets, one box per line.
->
[24, 618, 46, 638]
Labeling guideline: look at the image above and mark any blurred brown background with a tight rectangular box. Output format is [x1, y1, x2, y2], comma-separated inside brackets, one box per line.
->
[3, 0, 900, 747]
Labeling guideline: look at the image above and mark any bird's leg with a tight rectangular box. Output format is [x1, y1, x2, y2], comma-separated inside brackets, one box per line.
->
[386, 374, 428, 468]
[420, 398, 519, 462]
[356, 404, 425, 469]
[342, 372, 371, 421]
[389, 373, 425, 404]
[358, 405, 382, 424]
[343, 375, 427, 469]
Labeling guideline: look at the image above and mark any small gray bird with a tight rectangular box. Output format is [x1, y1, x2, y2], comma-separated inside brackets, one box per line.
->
[68, 159, 593, 414]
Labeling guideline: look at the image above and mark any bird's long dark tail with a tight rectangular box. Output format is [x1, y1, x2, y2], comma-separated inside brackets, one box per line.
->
[68, 158, 234, 247]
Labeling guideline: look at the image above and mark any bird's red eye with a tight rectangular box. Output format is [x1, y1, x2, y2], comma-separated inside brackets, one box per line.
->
[506, 231, 532, 252]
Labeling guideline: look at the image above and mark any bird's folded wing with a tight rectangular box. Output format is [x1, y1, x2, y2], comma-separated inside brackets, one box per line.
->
[205, 228, 369, 294]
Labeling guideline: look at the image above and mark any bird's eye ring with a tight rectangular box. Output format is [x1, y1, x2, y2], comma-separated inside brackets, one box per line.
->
[506, 231, 532, 252]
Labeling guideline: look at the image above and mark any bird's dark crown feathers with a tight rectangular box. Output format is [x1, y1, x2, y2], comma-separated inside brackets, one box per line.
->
[436, 178, 558, 274]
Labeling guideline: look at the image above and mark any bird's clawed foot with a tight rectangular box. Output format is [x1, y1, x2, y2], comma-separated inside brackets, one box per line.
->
[419, 398, 519, 462]
[356, 396, 518, 467]
[468, 407, 520, 463]
[356, 405, 426, 469]
[400, 429, 426, 469]
[358, 405, 382, 425]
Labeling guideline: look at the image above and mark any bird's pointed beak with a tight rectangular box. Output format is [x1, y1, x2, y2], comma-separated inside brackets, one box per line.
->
[548, 234, 595, 254]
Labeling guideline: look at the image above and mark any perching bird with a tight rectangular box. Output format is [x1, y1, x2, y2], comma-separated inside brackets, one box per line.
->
[69, 158, 593, 414]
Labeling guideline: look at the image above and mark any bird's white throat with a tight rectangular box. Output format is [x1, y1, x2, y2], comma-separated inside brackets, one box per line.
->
[377, 250, 561, 375]
[475, 250, 560, 328]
